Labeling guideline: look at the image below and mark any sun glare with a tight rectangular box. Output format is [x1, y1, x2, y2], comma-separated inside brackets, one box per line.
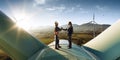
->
[16, 20, 30, 30]
[13, 11, 31, 30]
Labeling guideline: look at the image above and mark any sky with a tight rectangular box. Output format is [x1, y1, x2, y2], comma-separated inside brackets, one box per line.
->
[0, 0, 120, 29]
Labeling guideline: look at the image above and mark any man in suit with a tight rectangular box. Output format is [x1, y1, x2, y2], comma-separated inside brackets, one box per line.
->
[67, 21, 73, 49]
[63, 21, 73, 49]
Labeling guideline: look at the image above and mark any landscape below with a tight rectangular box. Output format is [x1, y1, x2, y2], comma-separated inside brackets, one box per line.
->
[0, 22, 110, 60]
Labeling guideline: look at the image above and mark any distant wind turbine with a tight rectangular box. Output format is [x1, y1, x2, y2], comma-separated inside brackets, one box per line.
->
[89, 13, 97, 38]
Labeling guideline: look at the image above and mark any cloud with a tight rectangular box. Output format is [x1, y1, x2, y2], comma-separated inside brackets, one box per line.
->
[76, 5, 80, 8]
[34, 0, 46, 5]
[65, 7, 75, 13]
[45, 6, 66, 12]
[96, 5, 107, 11]
[80, 10, 88, 13]
[65, 6, 88, 14]
[46, 8, 56, 11]
[33, 0, 88, 14]
[79, 8, 88, 13]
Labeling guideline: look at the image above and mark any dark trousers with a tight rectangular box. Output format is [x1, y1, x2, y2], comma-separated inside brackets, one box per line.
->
[68, 35, 72, 48]
[55, 35, 60, 48]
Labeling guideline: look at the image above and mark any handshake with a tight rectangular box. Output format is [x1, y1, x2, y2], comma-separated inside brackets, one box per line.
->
[61, 27, 67, 31]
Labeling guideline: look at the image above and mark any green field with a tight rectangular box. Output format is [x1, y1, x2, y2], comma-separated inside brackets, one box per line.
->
[36, 33, 98, 45]
[38, 38, 54, 45]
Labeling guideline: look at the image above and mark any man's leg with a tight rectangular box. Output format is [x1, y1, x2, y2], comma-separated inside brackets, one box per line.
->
[68, 35, 72, 48]
[55, 35, 59, 49]
[57, 36, 61, 48]
[55, 35, 57, 49]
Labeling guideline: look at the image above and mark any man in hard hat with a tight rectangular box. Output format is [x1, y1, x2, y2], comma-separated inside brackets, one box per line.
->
[54, 21, 62, 50]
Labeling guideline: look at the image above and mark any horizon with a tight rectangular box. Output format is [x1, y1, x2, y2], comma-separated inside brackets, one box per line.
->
[28, 21, 111, 30]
